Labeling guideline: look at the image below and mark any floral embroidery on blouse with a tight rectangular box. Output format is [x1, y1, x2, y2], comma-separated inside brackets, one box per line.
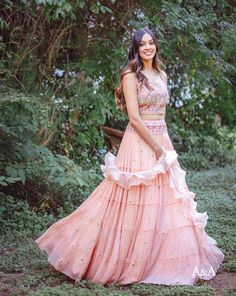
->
[137, 79, 170, 107]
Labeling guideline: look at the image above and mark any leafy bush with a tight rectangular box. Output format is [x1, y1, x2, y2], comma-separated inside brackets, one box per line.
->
[0, 87, 103, 213]
[0, 193, 56, 235]
[169, 125, 236, 170]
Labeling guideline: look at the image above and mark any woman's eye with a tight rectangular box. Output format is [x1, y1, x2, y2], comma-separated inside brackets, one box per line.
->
[140, 42, 154, 46]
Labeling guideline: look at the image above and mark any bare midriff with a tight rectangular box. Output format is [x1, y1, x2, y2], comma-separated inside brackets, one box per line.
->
[140, 113, 165, 120]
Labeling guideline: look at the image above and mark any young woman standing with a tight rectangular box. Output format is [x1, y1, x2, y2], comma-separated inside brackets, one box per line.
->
[35, 27, 224, 286]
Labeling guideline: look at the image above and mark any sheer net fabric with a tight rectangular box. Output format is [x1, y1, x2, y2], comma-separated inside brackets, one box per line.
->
[35, 72, 224, 286]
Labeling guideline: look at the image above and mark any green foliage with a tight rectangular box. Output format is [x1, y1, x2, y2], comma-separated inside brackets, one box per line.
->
[43, 72, 112, 162]
[1, 0, 235, 128]
[168, 118, 236, 170]
[139, 0, 236, 128]
[0, 87, 102, 212]
[178, 133, 235, 170]
[0, 193, 57, 234]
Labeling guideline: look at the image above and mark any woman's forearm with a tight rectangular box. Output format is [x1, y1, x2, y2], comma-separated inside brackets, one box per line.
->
[130, 117, 162, 153]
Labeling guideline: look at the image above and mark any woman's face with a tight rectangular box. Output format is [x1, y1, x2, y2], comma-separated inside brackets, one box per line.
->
[138, 33, 157, 61]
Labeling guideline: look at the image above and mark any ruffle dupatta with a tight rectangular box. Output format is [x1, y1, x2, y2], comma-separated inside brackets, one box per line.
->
[101, 150, 178, 189]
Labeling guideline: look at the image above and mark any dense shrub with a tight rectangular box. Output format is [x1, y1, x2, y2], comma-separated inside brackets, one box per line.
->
[168, 121, 236, 170]
[0, 193, 56, 235]
[0, 88, 102, 213]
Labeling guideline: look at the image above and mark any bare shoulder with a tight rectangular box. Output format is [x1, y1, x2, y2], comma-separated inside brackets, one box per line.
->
[122, 70, 137, 83]
[160, 69, 168, 84]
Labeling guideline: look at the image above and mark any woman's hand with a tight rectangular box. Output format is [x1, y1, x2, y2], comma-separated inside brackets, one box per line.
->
[151, 141, 165, 161]
[154, 146, 166, 162]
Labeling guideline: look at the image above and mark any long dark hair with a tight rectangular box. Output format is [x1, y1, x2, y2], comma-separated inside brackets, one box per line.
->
[114, 27, 163, 114]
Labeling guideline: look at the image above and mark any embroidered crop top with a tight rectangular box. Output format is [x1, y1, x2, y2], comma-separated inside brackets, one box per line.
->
[136, 73, 170, 114]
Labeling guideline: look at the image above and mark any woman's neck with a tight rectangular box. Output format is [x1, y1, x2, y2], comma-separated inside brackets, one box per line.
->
[142, 58, 154, 71]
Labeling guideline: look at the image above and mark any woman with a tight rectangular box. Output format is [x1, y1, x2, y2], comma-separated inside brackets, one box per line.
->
[35, 27, 224, 286]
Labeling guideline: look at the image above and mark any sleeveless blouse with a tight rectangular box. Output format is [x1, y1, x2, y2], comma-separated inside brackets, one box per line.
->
[136, 72, 170, 114]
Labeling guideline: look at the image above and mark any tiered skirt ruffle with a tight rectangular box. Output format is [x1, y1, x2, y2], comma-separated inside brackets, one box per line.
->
[35, 119, 224, 285]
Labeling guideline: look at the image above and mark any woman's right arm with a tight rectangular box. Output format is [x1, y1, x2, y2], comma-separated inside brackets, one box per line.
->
[122, 72, 164, 159]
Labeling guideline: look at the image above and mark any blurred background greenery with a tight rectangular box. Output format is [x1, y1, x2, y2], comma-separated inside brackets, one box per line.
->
[0, 0, 235, 217]
[0, 1, 236, 294]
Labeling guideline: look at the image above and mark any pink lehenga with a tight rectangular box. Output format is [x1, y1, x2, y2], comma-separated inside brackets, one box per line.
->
[35, 73, 224, 286]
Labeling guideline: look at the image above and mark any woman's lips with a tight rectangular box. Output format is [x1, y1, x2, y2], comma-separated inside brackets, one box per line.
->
[144, 52, 153, 56]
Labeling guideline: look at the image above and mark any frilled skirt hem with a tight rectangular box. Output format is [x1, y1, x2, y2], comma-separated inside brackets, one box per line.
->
[34, 120, 224, 286]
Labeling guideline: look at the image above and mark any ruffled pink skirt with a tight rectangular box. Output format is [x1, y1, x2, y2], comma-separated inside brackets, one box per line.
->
[35, 119, 224, 286]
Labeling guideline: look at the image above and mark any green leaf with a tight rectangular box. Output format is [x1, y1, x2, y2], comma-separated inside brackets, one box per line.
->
[5, 166, 18, 177]
[100, 5, 112, 14]
[5, 177, 22, 183]
[77, 0, 85, 9]
[0, 181, 8, 186]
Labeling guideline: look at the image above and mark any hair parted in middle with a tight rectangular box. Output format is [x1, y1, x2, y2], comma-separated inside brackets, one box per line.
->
[114, 27, 163, 114]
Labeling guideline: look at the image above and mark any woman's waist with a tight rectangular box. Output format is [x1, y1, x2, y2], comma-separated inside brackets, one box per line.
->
[126, 118, 167, 134]
[139, 113, 165, 120]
